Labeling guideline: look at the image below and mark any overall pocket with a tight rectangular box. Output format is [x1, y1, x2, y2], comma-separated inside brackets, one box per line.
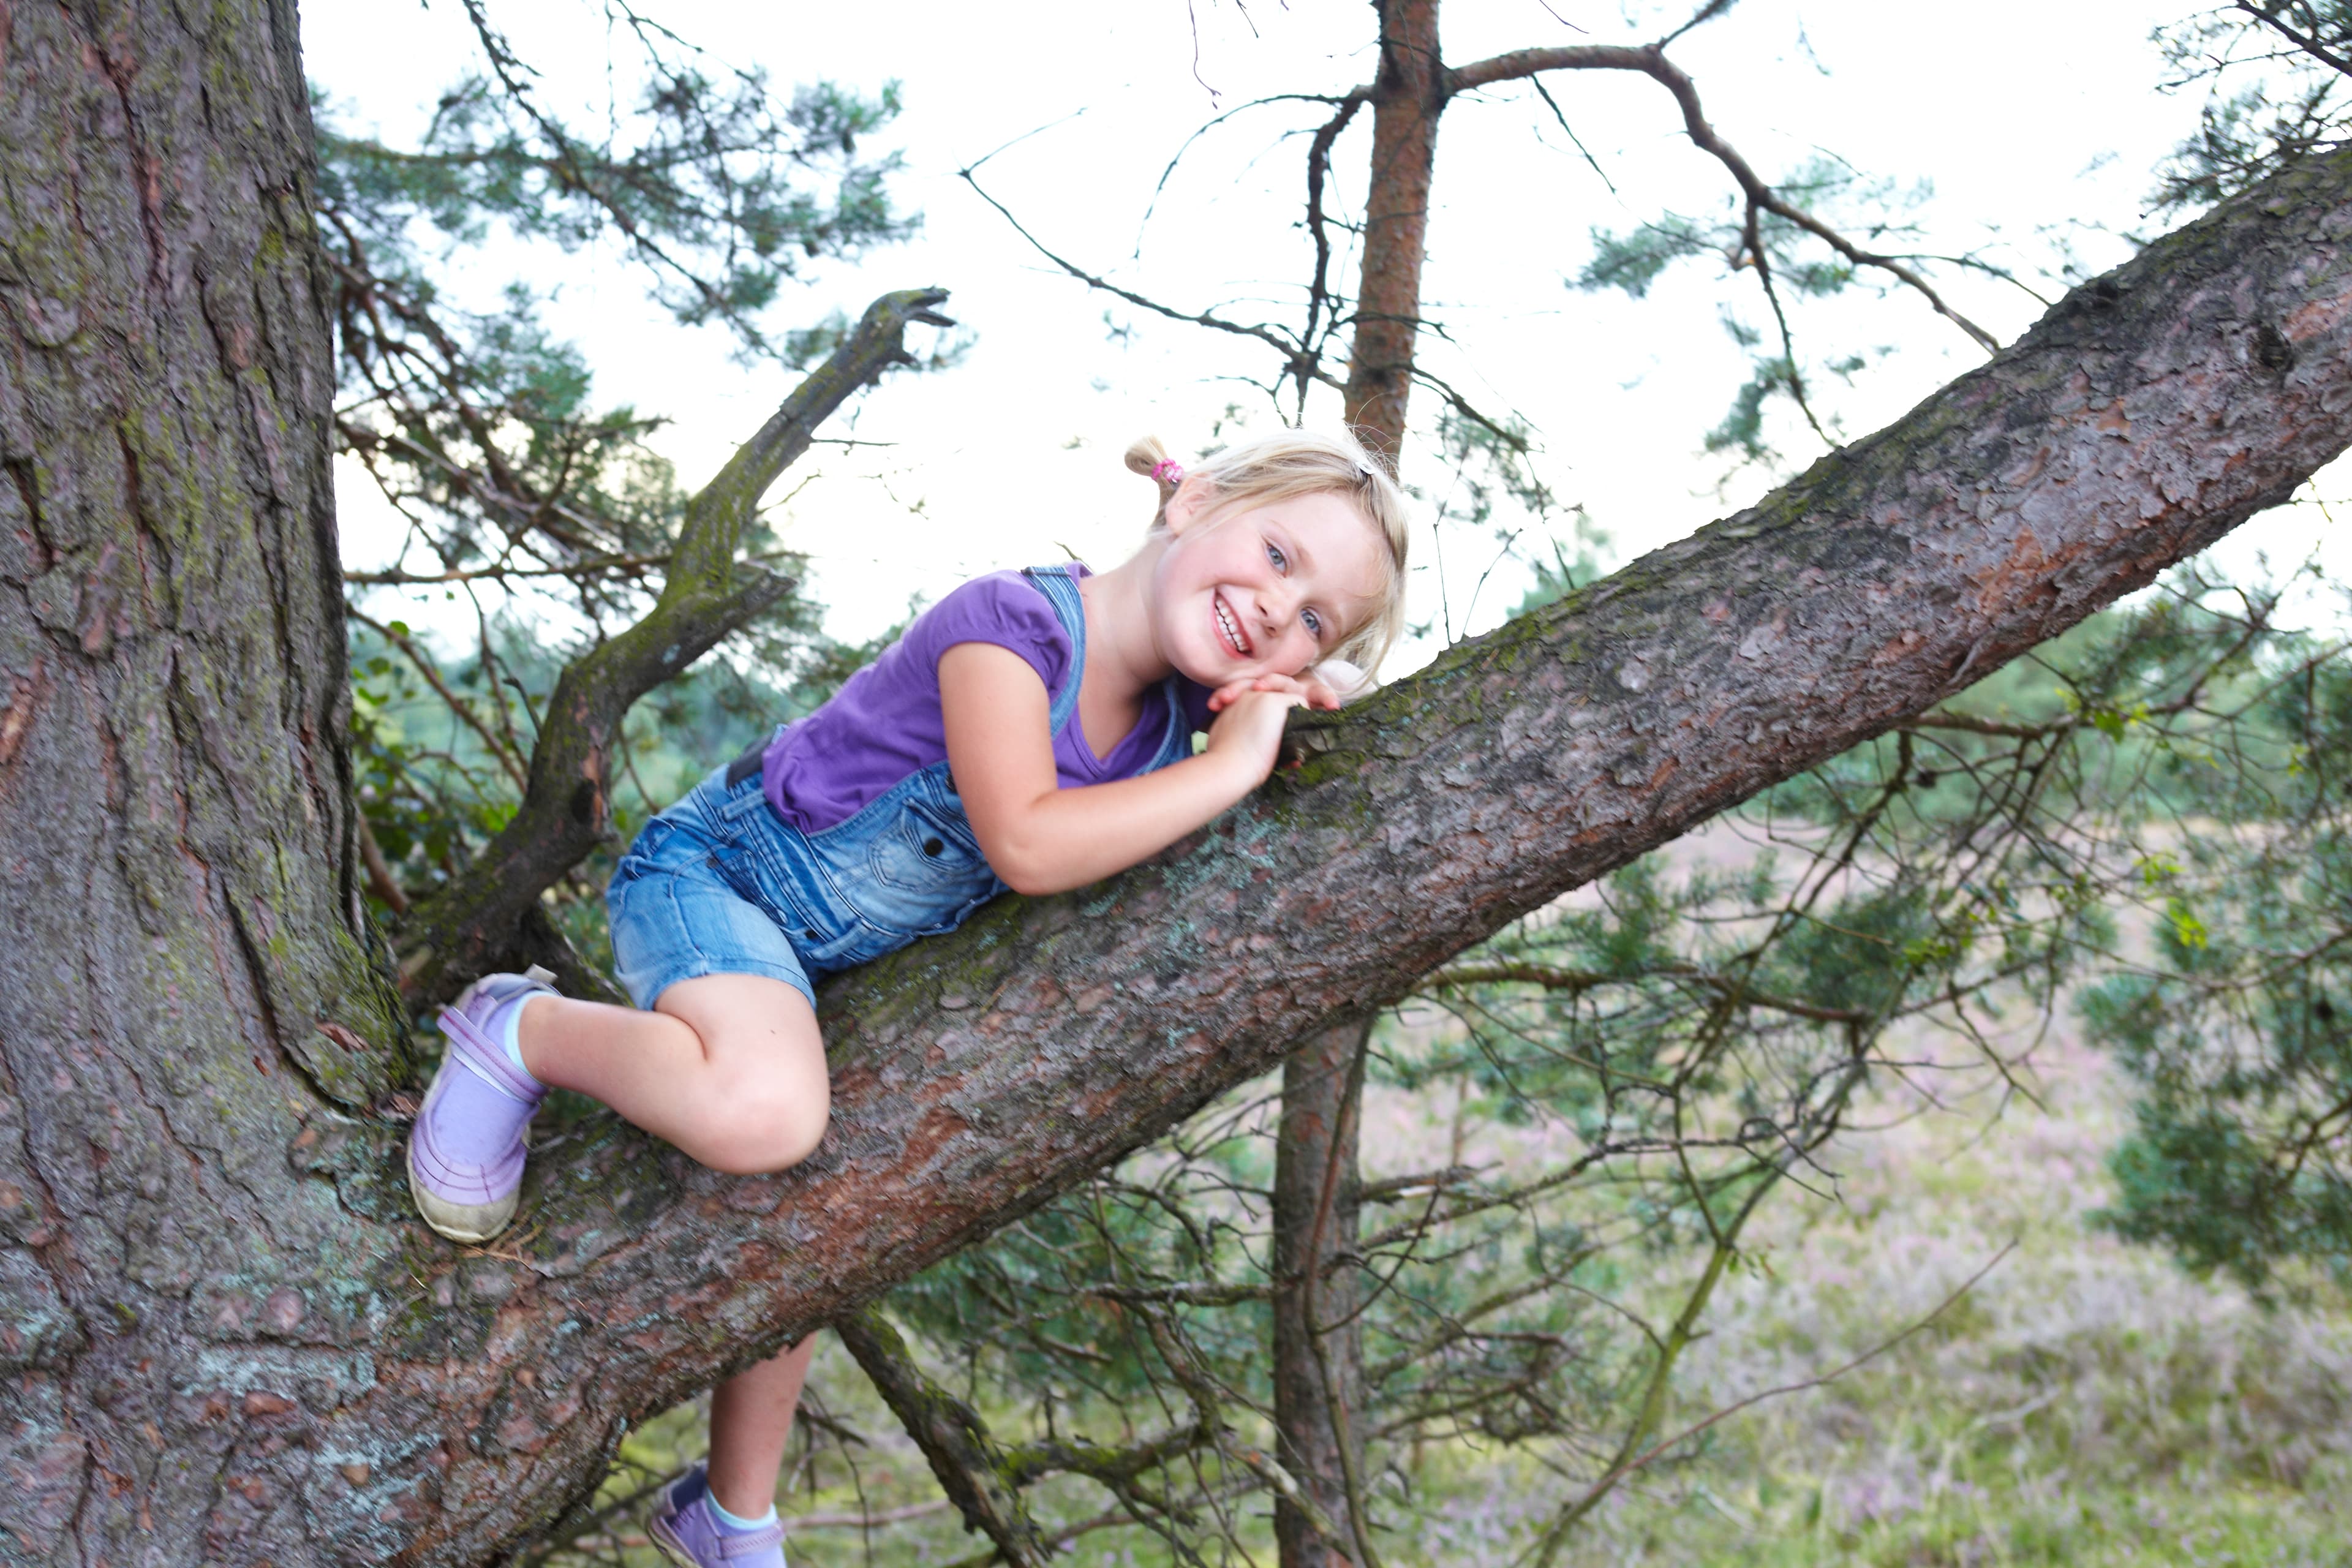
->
[691, 780, 860, 968]
[690, 842, 846, 968]
[805, 767, 1005, 939]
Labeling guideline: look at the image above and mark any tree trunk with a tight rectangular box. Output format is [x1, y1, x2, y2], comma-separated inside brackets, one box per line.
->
[1342, 0, 1446, 448]
[1288, 0, 1447, 1518]
[7, 0, 2352, 1551]
[0, 0, 409, 1561]
[1272, 1022, 1371, 1568]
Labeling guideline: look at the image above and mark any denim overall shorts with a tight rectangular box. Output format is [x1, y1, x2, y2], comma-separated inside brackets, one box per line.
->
[605, 565, 1194, 1010]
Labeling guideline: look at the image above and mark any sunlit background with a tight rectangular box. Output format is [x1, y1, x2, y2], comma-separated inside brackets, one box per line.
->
[306, 0, 2345, 665]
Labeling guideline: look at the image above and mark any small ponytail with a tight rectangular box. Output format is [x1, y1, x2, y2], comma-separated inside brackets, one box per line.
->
[1125, 435, 1182, 526]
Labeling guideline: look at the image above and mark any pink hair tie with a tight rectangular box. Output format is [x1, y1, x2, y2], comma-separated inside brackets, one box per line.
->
[1151, 459, 1184, 485]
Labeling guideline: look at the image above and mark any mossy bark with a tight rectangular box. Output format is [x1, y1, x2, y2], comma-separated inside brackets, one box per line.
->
[0, 0, 405, 1561]
[6, 4, 2352, 1562]
[834, 1307, 1049, 1564]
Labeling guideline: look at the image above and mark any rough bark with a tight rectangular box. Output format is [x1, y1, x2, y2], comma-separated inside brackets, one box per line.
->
[393, 288, 952, 1008]
[5, 1, 2352, 1558]
[1271, 1023, 1371, 1568]
[1341, 0, 1446, 447]
[0, 0, 409, 1562]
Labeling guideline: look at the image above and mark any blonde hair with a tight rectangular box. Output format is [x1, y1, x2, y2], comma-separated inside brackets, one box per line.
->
[1123, 428, 1411, 688]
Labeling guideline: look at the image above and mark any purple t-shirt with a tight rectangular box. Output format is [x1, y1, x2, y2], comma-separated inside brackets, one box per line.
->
[762, 567, 1212, 834]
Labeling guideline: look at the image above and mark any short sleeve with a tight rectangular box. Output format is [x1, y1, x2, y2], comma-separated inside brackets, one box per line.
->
[906, 570, 1074, 702]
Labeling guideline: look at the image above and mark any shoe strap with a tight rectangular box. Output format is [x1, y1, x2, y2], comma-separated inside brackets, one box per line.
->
[437, 989, 549, 1105]
[711, 1516, 786, 1558]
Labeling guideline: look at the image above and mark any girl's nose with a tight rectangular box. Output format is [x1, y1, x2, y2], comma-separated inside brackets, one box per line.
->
[1254, 584, 1297, 636]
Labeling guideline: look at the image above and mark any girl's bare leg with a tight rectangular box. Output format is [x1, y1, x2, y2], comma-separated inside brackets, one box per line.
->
[707, 1336, 818, 1519]
[516, 974, 826, 1519]
[515, 973, 828, 1175]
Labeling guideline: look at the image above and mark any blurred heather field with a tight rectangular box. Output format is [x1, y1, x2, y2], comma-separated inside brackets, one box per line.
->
[544, 989, 2352, 1568]
[1422, 1030, 2352, 1567]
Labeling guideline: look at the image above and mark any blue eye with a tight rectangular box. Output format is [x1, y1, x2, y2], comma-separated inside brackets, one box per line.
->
[1266, 541, 1288, 572]
[1303, 608, 1324, 639]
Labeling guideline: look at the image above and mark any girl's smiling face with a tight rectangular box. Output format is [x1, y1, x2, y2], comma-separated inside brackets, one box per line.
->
[1148, 484, 1390, 684]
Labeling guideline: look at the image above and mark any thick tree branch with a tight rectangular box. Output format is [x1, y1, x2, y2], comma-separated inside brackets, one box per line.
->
[393, 287, 952, 1004]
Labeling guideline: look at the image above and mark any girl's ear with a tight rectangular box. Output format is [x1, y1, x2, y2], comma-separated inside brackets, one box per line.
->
[1163, 475, 1212, 535]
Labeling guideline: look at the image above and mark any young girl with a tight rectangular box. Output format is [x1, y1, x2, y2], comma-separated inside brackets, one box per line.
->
[407, 429, 1411, 1567]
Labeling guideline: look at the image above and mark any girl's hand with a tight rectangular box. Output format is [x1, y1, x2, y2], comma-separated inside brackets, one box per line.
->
[941, 643, 1304, 897]
[1202, 687, 1306, 782]
[1206, 669, 1344, 714]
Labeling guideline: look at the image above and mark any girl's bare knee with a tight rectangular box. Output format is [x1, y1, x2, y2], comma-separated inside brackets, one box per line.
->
[762, 1099, 831, 1172]
[655, 976, 829, 1174]
[696, 1088, 829, 1175]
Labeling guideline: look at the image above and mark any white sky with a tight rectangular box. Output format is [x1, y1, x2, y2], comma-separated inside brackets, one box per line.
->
[303, 0, 2348, 665]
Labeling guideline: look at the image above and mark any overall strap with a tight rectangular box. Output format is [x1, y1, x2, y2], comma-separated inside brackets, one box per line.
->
[1020, 565, 1088, 739]
[1144, 679, 1194, 773]
[1024, 565, 1195, 772]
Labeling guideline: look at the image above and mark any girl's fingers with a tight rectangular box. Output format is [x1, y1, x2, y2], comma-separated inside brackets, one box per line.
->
[1211, 673, 1338, 712]
[1261, 673, 1340, 710]
[1205, 677, 1261, 713]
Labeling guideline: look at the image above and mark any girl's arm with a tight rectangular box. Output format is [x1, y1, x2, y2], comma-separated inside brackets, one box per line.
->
[938, 642, 1299, 895]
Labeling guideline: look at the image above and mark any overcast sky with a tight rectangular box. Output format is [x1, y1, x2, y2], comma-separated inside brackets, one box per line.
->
[303, 1, 2345, 664]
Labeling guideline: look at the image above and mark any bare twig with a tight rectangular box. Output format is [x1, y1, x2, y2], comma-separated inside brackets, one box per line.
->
[1446, 43, 1999, 352]
[959, 165, 1337, 394]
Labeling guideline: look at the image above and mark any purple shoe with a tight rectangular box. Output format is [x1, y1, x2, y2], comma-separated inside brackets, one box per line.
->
[650, 1464, 786, 1567]
[406, 966, 560, 1243]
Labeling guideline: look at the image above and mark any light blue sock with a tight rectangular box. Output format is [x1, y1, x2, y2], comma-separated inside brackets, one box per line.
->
[709, 1493, 780, 1532]
[497, 995, 546, 1085]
